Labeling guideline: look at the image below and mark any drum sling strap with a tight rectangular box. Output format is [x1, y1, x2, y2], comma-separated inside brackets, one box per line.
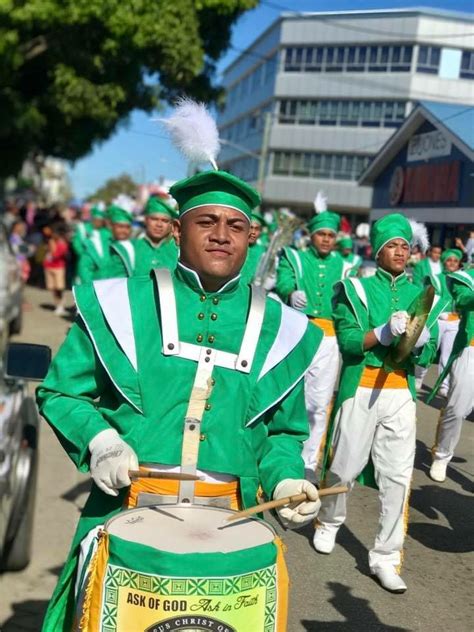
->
[154, 269, 266, 504]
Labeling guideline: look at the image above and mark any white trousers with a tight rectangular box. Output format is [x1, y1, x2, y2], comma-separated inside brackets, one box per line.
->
[433, 345, 474, 462]
[416, 318, 459, 390]
[302, 334, 340, 471]
[318, 387, 416, 572]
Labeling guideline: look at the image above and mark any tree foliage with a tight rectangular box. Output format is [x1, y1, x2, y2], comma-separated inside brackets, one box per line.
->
[0, 0, 258, 177]
[87, 173, 138, 203]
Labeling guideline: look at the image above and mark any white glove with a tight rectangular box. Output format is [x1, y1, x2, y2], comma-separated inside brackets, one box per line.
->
[414, 325, 430, 348]
[438, 312, 450, 321]
[89, 429, 138, 496]
[290, 290, 307, 310]
[273, 479, 321, 529]
[263, 274, 276, 291]
[373, 311, 409, 346]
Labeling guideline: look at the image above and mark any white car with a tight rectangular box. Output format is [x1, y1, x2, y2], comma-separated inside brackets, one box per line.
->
[0, 223, 23, 339]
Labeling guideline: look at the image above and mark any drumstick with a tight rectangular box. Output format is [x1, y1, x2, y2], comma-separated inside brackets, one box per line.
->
[225, 486, 348, 523]
[128, 470, 203, 481]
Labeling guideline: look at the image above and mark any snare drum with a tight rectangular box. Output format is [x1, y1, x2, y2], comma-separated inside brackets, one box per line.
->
[77, 504, 288, 632]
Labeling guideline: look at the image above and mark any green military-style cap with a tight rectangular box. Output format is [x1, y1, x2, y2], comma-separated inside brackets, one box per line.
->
[338, 236, 353, 250]
[250, 208, 267, 227]
[307, 210, 341, 235]
[441, 248, 463, 263]
[370, 213, 412, 257]
[107, 204, 133, 225]
[170, 170, 261, 221]
[144, 196, 178, 219]
[90, 205, 106, 219]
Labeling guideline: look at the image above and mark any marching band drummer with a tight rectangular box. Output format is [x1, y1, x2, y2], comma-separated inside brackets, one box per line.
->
[36, 147, 325, 628]
[275, 192, 353, 481]
[314, 214, 438, 594]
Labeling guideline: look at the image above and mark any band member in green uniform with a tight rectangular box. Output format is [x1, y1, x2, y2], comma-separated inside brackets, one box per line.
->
[314, 213, 438, 593]
[276, 192, 353, 479]
[429, 268, 474, 482]
[37, 162, 325, 630]
[240, 209, 268, 284]
[75, 206, 111, 283]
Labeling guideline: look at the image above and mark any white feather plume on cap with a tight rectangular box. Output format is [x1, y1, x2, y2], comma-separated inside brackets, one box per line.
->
[159, 97, 220, 170]
[113, 194, 135, 214]
[409, 219, 430, 253]
[313, 190, 327, 214]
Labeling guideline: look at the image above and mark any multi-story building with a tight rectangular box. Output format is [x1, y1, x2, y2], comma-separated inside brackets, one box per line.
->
[217, 8, 474, 221]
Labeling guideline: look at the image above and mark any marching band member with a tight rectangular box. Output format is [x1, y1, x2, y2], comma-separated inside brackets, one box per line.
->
[314, 214, 438, 593]
[240, 209, 268, 284]
[415, 248, 463, 395]
[75, 205, 111, 283]
[429, 267, 474, 482]
[99, 204, 135, 278]
[412, 244, 442, 287]
[108, 196, 179, 277]
[276, 192, 353, 479]
[338, 235, 362, 276]
[36, 101, 323, 631]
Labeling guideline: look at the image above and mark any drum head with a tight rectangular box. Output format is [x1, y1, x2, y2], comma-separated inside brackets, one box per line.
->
[105, 504, 275, 554]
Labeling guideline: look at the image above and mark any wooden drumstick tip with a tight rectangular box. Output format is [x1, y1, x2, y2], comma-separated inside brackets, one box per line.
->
[224, 486, 349, 524]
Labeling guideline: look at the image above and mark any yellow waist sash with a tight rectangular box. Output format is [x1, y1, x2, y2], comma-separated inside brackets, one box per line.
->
[359, 366, 408, 389]
[310, 317, 336, 336]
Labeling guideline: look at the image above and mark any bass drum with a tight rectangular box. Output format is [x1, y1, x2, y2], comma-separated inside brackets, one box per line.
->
[75, 504, 288, 632]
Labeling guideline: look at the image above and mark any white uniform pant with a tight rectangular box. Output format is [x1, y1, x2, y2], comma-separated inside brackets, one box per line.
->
[318, 386, 416, 572]
[433, 345, 474, 462]
[302, 334, 340, 471]
[416, 318, 459, 390]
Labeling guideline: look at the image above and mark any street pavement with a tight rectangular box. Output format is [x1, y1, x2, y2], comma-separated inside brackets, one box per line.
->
[0, 286, 472, 632]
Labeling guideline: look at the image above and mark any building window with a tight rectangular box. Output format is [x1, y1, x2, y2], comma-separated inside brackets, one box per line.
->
[223, 156, 259, 182]
[460, 50, 474, 79]
[277, 99, 406, 128]
[282, 44, 413, 73]
[417, 45, 441, 74]
[271, 151, 371, 181]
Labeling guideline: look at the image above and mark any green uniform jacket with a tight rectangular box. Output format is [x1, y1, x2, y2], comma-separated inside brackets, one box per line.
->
[105, 236, 179, 278]
[36, 263, 322, 631]
[71, 221, 93, 257]
[428, 269, 474, 400]
[321, 267, 439, 486]
[276, 247, 353, 318]
[412, 257, 441, 288]
[76, 228, 111, 283]
[341, 252, 362, 276]
[240, 243, 266, 284]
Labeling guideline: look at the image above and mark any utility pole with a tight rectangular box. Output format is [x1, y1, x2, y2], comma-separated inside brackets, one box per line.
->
[257, 112, 272, 199]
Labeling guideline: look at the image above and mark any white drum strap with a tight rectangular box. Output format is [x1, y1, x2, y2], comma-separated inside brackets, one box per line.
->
[154, 268, 180, 355]
[178, 346, 216, 504]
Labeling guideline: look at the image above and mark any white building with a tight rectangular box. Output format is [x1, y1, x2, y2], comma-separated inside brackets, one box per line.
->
[217, 8, 474, 221]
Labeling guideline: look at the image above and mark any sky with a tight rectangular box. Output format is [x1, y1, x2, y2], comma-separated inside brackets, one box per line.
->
[68, 0, 474, 199]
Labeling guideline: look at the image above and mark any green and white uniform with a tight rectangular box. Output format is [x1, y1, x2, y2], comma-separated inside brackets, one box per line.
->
[317, 213, 439, 575]
[240, 242, 267, 284]
[276, 245, 352, 472]
[430, 269, 474, 467]
[107, 235, 179, 277]
[412, 256, 441, 287]
[77, 227, 111, 284]
[37, 261, 323, 631]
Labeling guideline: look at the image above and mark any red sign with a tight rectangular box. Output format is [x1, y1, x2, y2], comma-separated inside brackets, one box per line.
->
[401, 161, 460, 204]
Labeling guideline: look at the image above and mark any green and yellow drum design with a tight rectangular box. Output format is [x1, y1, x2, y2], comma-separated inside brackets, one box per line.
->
[76, 504, 288, 631]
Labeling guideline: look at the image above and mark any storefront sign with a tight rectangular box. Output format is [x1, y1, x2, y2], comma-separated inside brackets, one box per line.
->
[407, 130, 452, 162]
[389, 161, 460, 205]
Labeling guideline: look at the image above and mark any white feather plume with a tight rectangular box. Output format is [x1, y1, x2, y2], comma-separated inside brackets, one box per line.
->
[409, 219, 430, 253]
[159, 97, 220, 170]
[313, 190, 327, 214]
[113, 194, 135, 214]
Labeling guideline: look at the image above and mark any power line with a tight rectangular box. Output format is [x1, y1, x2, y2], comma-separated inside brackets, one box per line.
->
[260, 0, 474, 39]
